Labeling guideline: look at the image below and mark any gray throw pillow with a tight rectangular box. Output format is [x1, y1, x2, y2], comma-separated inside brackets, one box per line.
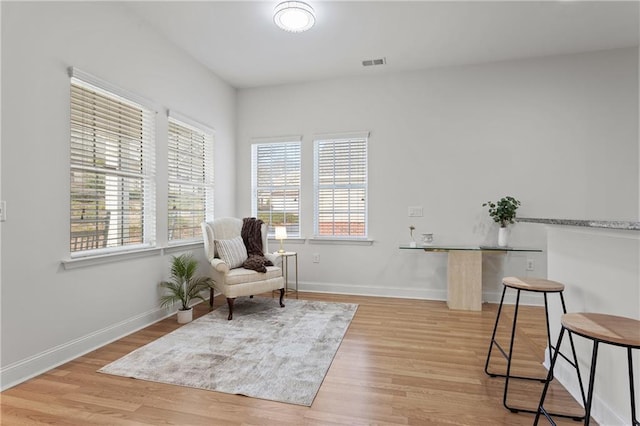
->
[215, 236, 248, 269]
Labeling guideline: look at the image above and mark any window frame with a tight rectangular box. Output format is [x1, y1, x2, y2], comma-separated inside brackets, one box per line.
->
[251, 137, 302, 238]
[313, 131, 369, 240]
[69, 67, 157, 258]
[167, 111, 215, 245]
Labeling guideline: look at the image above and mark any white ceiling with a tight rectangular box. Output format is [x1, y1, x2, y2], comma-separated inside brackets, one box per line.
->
[126, 1, 640, 89]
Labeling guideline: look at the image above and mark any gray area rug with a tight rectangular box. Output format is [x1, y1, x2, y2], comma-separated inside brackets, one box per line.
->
[99, 297, 358, 406]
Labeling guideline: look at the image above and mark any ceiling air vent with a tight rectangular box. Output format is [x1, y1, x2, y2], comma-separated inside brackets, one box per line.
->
[362, 57, 386, 67]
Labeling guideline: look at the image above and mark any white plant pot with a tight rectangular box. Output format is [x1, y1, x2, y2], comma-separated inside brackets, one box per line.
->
[177, 307, 193, 324]
[498, 227, 509, 247]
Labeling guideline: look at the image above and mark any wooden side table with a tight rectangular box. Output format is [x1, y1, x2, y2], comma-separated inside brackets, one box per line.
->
[275, 251, 298, 299]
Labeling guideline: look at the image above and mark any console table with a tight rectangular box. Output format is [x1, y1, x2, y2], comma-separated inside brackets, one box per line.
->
[399, 245, 543, 311]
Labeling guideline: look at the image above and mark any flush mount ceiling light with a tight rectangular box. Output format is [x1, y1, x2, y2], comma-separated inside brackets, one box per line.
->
[274, 1, 315, 33]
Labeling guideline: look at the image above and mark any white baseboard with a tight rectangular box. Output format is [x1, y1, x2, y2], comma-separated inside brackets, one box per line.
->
[298, 280, 447, 301]
[543, 351, 626, 425]
[298, 281, 544, 307]
[0, 305, 182, 391]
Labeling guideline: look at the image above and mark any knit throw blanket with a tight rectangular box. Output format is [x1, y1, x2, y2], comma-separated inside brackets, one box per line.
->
[241, 217, 274, 273]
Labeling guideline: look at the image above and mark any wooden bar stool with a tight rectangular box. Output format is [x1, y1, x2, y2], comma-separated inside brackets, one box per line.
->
[485, 277, 586, 419]
[535, 313, 640, 426]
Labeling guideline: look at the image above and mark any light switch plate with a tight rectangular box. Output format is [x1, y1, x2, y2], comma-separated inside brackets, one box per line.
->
[0, 201, 5, 222]
[408, 206, 423, 217]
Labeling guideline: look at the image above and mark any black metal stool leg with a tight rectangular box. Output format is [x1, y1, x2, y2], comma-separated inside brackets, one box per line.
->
[543, 292, 554, 381]
[559, 291, 568, 314]
[535, 326, 566, 425]
[584, 341, 600, 426]
[559, 293, 588, 416]
[535, 325, 587, 424]
[628, 347, 639, 426]
[503, 289, 522, 412]
[485, 285, 507, 376]
[565, 333, 587, 421]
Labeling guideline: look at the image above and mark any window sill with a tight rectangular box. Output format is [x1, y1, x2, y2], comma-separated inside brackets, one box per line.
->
[165, 240, 204, 254]
[268, 237, 306, 245]
[267, 237, 374, 246]
[308, 237, 374, 246]
[62, 241, 208, 270]
[62, 247, 163, 270]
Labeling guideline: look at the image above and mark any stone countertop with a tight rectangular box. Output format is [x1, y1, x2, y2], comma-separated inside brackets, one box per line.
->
[517, 217, 640, 231]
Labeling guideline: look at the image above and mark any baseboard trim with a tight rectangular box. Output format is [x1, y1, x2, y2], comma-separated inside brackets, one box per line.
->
[298, 282, 544, 306]
[299, 280, 447, 301]
[0, 304, 188, 391]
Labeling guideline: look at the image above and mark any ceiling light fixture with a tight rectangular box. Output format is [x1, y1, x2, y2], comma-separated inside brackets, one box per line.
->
[274, 1, 315, 33]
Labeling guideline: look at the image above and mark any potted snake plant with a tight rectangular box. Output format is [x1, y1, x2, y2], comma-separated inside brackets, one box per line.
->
[159, 253, 213, 323]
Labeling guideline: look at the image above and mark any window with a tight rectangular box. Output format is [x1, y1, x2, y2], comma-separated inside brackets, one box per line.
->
[167, 114, 214, 243]
[314, 132, 368, 238]
[69, 68, 156, 256]
[251, 138, 301, 237]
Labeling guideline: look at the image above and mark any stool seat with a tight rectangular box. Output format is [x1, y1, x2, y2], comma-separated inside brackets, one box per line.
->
[503, 276, 565, 293]
[562, 313, 640, 348]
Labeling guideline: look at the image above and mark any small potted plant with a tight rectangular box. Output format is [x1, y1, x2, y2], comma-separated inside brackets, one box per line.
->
[160, 253, 213, 323]
[409, 225, 416, 247]
[483, 196, 521, 247]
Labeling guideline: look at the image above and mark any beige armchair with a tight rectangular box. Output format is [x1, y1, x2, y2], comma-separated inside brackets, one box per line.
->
[201, 217, 284, 320]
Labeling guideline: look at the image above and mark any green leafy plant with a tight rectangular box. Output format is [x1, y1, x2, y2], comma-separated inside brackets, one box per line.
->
[483, 196, 521, 228]
[160, 253, 213, 311]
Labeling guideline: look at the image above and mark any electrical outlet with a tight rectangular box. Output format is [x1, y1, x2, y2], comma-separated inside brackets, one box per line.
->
[526, 259, 535, 271]
[313, 253, 320, 263]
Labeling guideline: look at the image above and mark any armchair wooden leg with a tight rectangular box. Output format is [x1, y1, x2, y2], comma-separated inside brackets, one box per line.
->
[279, 288, 285, 308]
[226, 297, 235, 320]
[209, 288, 214, 309]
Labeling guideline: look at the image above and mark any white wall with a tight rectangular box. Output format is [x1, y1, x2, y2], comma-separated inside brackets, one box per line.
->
[0, 2, 236, 389]
[237, 47, 638, 301]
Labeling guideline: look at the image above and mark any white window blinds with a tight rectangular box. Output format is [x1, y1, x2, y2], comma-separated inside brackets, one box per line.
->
[251, 139, 301, 237]
[314, 133, 368, 238]
[167, 115, 214, 242]
[70, 70, 156, 256]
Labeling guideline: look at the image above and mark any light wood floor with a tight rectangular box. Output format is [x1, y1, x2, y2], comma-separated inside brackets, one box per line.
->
[1, 292, 590, 425]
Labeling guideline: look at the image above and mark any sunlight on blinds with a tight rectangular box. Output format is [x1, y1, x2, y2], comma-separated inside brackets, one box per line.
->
[314, 136, 368, 238]
[70, 74, 156, 256]
[252, 140, 301, 237]
[167, 116, 214, 242]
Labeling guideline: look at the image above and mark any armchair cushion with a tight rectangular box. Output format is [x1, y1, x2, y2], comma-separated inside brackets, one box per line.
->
[225, 265, 283, 286]
[214, 236, 248, 269]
